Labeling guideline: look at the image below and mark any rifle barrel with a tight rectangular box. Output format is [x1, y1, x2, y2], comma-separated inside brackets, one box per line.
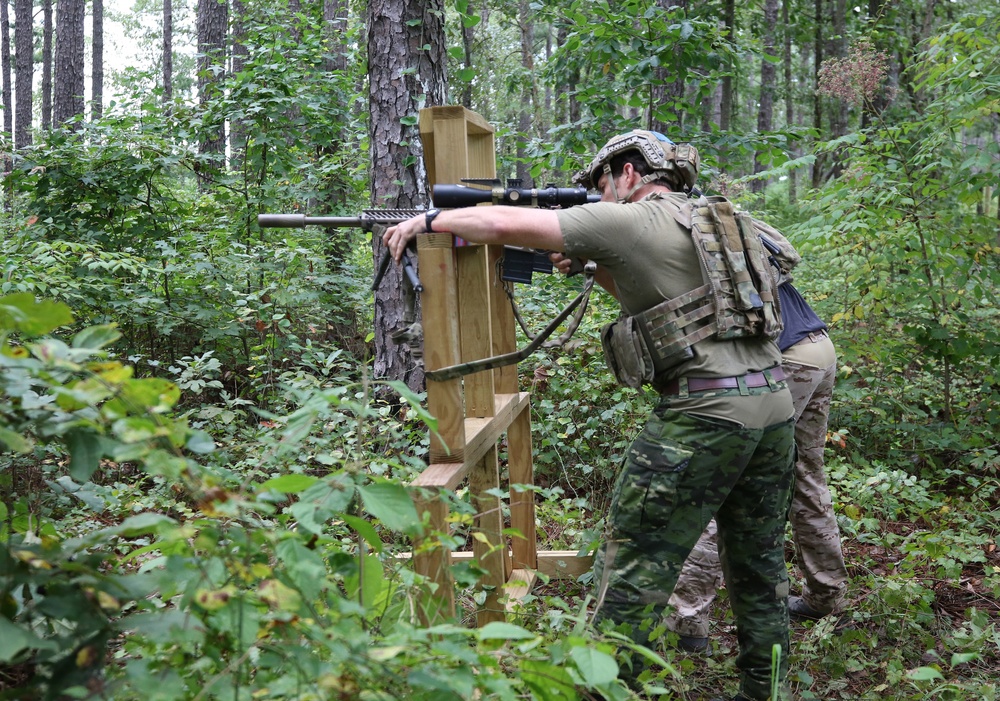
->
[258, 214, 364, 228]
[258, 211, 422, 229]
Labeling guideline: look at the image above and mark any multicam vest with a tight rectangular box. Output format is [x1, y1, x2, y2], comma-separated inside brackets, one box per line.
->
[601, 195, 784, 389]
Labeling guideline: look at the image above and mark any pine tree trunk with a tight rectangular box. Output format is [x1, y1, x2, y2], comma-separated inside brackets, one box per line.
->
[751, 0, 779, 194]
[367, 0, 447, 390]
[229, 0, 248, 170]
[42, 0, 53, 129]
[810, 0, 824, 188]
[54, 0, 86, 128]
[163, 0, 172, 103]
[516, 0, 535, 186]
[825, 0, 848, 178]
[196, 0, 228, 171]
[91, 0, 102, 120]
[783, 0, 796, 202]
[719, 0, 735, 131]
[3, 0, 13, 145]
[14, 0, 33, 148]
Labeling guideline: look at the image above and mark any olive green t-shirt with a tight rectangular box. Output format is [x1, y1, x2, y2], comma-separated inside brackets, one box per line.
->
[557, 193, 789, 428]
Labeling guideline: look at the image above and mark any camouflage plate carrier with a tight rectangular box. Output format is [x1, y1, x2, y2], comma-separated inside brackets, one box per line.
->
[601, 193, 783, 389]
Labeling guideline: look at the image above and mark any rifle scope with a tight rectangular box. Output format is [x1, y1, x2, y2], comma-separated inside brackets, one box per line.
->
[433, 182, 600, 209]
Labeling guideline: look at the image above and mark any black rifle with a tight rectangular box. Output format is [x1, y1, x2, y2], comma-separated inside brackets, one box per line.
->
[258, 180, 598, 286]
[258, 181, 600, 379]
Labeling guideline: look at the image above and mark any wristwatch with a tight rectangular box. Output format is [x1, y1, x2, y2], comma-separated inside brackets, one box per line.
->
[425, 208, 441, 233]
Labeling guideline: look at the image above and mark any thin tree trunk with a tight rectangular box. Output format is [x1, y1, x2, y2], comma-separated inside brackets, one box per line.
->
[751, 0, 779, 194]
[516, 0, 535, 186]
[230, 0, 248, 169]
[42, 0, 53, 129]
[783, 0, 796, 202]
[92, 0, 103, 120]
[459, 0, 476, 109]
[14, 0, 32, 148]
[811, 0, 824, 188]
[825, 0, 848, 178]
[720, 0, 735, 131]
[163, 0, 173, 103]
[2, 0, 13, 147]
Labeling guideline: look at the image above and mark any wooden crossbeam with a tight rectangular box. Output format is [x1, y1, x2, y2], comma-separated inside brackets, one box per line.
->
[411, 393, 531, 490]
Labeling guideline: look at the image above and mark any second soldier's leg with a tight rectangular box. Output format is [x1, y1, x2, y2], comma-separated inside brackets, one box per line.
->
[785, 356, 848, 613]
[665, 520, 722, 640]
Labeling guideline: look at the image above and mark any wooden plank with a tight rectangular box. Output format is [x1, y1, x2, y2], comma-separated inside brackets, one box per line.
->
[469, 446, 506, 626]
[418, 233, 465, 463]
[503, 568, 538, 612]
[487, 245, 519, 394]
[410, 392, 530, 489]
[457, 244, 495, 418]
[411, 494, 456, 623]
[447, 550, 593, 581]
[537, 551, 594, 580]
[509, 406, 537, 570]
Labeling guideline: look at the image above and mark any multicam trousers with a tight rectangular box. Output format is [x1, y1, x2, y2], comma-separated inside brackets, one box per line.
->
[666, 334, 848, 641]
[592, 396, 795, 701]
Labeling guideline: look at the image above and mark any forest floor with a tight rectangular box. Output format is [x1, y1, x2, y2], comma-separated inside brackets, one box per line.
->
[532, 518, 1000, 701]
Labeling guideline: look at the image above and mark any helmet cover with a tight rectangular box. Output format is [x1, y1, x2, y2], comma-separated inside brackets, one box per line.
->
[574, 129, 700, 193]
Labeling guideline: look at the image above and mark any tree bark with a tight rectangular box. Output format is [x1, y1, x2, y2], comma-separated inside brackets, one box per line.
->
[230, 0, 248, 169]
[810, 0, 824, 188]
[163, 0, 173, 103]
[751, 0, 779, 194]
[54, 0, 86, 128]
[783, 0, 796, 202]
[42, 0, 53, 129]
[3, 0, 13, 146]
[197, 0, 228, 167]
[824, 0, 848, 179]
[516, 0, 535, 186]
[92, 0, 103, 121]
[719, 0, 735, 131]
[14, 0, 33, 148]
[367, 0, 447, 390]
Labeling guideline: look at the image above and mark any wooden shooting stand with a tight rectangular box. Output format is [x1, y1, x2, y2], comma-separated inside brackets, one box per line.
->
[410, 106, 592, 626]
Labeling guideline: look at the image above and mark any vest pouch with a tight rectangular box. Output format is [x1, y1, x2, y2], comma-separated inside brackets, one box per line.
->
[600, 316, 655, 389]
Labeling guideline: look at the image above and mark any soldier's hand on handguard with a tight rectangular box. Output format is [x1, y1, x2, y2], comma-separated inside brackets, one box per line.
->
[383, 215, 424, 263]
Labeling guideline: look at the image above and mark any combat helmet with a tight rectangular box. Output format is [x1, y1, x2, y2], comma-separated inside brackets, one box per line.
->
[574, 129, 700, 202]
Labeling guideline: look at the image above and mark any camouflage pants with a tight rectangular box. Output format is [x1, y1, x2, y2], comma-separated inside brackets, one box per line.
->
[666, 335, 848, 638]
[592, 399, 795, 700]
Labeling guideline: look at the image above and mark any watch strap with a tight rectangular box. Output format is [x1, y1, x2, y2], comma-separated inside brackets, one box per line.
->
[425, 209, 441, 233]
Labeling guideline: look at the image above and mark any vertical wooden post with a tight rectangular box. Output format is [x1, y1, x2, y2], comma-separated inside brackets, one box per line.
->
[419, 232, 466, 464]
[509, 407, 537, 572]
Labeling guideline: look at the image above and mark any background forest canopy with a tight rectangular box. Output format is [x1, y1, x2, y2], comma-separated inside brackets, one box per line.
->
[1, 0, 1000, 698]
